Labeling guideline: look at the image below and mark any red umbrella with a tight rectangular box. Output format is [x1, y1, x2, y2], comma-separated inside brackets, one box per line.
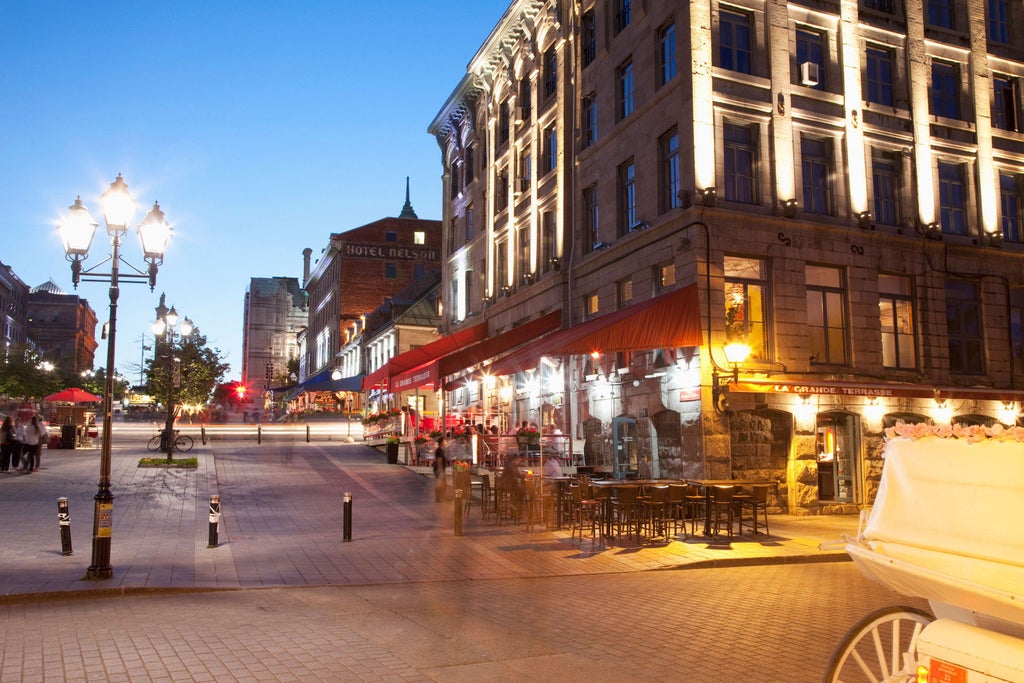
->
[43, 387, 103, 403]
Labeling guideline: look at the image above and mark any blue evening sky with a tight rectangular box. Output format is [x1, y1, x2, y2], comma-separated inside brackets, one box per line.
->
[0, 1, 508, 383]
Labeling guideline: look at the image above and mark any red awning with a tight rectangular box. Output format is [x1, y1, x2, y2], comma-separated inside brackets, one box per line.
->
[489, 285, 701, 375]
[359, 322, 488, 391]
[392, 311, 563, 392]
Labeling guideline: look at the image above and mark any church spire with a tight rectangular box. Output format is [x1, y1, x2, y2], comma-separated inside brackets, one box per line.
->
[398, 176, 418, 219]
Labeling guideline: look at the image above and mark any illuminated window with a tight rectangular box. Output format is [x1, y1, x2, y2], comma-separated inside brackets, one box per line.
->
[654, 262, 676, 293]
[725, 256, 768, 360]
[617, 279, 633, 308]
[806, 265, 848, 365]
[879, 274, 916, 370]
[585, 292, 599, 319]
[413, 231, 425, 245]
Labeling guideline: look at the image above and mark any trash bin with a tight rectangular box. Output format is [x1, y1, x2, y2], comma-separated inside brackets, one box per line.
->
[60, 425, 77, 449]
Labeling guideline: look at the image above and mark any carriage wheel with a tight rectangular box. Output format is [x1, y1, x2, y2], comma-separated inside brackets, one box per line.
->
[823, 605, 933, 683]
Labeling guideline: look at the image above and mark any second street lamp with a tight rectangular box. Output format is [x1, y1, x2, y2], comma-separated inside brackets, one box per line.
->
[57, 173, 172, 581]
[153, 295, 193, 459]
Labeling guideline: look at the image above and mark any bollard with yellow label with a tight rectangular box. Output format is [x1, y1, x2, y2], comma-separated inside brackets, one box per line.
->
[207, 495, 220, 548]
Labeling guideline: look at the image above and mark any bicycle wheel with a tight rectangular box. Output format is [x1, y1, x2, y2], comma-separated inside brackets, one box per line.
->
[147, 435, 162, 451]
[823, 605, 933, 683]
[174, 435, 194, 452]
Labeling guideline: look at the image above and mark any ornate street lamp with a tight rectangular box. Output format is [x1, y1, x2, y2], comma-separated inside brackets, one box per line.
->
[153, 295, 192, 458]
[57, 174, 171, 580]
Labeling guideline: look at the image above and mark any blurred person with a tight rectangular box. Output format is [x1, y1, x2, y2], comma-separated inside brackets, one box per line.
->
[433, 438, 449, 502]
[22, 415, 47, 472]
[0, 416, 14, 472]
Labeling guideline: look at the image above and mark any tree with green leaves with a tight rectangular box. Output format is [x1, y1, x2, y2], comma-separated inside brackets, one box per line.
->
[0, 344, 62, 399]
[145, 326, 228, 459]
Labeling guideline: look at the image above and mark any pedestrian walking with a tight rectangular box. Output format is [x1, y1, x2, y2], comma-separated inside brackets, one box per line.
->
[433, 438, 449, 502]
[12, 417, 24, 470]
[0, 416, 13, 472]
[22, 415, 46, 472]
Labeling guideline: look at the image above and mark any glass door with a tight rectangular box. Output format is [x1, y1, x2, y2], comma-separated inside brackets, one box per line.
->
[815, 412, 857, 503]
[612, 416, 637, 479]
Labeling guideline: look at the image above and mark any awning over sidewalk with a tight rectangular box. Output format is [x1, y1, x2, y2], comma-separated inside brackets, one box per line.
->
[360, 322, 488, 392]
[731, 378, 1024, 402]
[284, 368, 364, 402]
[393, 311, 563, 392]
[488, 285, 701, 375]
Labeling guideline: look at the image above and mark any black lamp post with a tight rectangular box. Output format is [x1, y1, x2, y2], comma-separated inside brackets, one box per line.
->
[57, 174, 172, 580]
[153, 296, 193, 459]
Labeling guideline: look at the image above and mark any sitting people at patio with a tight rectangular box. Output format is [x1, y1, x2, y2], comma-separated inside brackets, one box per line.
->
[542, 455, 562, 478]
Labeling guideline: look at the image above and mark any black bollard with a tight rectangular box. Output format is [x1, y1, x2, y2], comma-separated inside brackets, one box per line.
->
[454, 488, 464, 536]
[57, 497, 73, 555]
[207, 495, 220, 548]
[201, 424, 207, 445]
[343, 492, 352, 542]
[257, 424, 262, 445]
[306, 424, 310, 443]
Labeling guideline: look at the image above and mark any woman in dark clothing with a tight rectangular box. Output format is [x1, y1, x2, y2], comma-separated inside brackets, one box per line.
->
[0, 416, 14, 472]
[433, 438, 448, 502]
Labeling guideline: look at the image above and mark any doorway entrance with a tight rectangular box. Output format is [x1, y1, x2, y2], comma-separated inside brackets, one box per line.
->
[815, 412, 858, 503]
[612, 416, 637, 479]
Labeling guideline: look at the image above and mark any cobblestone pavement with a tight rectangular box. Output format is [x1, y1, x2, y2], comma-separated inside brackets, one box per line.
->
[0, 563, 927, 682]
[0, 436, 898, 681]
[0, 438, 858, 597]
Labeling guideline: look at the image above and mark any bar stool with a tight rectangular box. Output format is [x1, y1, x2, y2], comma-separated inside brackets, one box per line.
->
[737, 485, 770, 535]
[710, 485, 737, 539]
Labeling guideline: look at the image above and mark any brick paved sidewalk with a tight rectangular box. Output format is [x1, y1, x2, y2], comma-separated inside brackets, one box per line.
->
[0, 439, 857, 600]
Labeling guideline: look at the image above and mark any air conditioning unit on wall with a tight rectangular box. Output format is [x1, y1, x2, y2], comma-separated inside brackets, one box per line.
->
[800, 61, 820, 86]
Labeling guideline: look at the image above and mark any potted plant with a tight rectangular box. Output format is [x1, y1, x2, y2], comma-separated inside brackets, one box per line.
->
[385, 436, 400, 464]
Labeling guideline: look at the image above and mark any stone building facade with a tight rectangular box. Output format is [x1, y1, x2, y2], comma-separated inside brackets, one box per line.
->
[425, 0, 1024, 515]
[26, 280, 98, 375]
[241, 276, 307, 404]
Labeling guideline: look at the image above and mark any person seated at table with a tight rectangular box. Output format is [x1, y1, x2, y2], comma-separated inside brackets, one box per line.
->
[499, 454, 524, 491]
[638, 455, 652, 480]
[542, 456, 562, 478]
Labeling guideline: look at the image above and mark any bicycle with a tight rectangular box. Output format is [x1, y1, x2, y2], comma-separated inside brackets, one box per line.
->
[146, 430, 194, 453]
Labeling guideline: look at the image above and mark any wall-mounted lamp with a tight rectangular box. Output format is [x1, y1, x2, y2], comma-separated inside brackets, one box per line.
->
[697, 187, 717, 207]
[933, 398, 953, 424]
[999, 401, 1019, 425]
[857, 211, 873, 230]
[782, 198, 798, 218]
[712, 342, 751, 413]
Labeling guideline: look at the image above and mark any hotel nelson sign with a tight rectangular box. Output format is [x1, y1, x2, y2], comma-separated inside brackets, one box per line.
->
[339, 242, 439, 261]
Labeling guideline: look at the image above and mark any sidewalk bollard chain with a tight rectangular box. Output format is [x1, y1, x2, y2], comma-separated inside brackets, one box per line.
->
[57, 497, 73, 555]
[343, 492, 352, 542]
[207, 495, 220, 548]
[454, 488, 464, 536]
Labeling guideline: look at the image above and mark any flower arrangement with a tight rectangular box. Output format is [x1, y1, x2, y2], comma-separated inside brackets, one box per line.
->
[451, 425, 472, 440]
[428, 430, 443, 440]
[519, 427, 540, 442]
[414, 435, 428, 445]
[451, 460, 471, 471]
[884, 420, 1024, 444]
[386, 436, 401, 445]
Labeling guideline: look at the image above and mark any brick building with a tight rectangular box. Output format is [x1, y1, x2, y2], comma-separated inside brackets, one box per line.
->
[26, 279, 98, 374]
[298, 188, 442, 383]
[424, 0, 1024, 514]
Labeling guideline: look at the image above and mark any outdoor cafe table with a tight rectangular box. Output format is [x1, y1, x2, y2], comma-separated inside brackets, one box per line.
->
[686, 479, 771, 537]
[590, 480, 676, 540]
[543, 477, 574, 529]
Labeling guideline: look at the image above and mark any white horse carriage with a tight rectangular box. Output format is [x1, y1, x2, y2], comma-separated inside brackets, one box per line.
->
[825, 425, 1024, 682]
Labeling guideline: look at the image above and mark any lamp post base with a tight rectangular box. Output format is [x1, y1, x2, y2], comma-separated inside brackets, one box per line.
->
[86, 490, 114, 580]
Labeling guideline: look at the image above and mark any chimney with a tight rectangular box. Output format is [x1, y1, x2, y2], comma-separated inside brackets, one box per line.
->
[302, 247, 312, 285]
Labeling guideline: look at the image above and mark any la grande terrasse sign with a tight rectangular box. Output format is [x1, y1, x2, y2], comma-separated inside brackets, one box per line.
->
[731, 379, 1024, 402]
[339, 241, 439, 261]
